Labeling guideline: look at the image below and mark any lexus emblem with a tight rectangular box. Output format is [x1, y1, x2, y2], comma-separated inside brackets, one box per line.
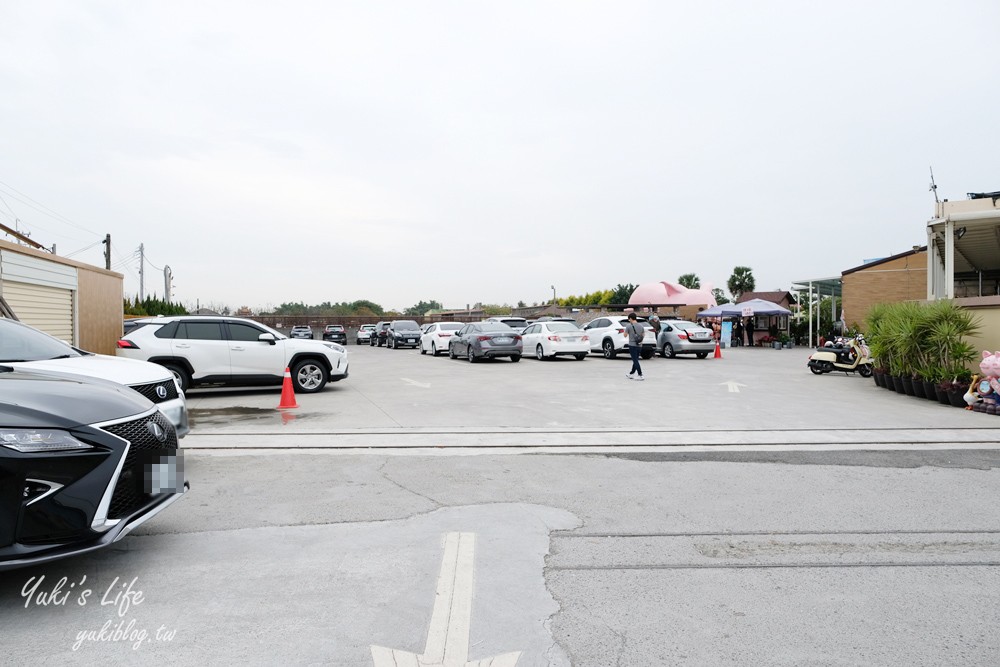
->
[147, 422, 167, 443]
[156, 386, 168, 399]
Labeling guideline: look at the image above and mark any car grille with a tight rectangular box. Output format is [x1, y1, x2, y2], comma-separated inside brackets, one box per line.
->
[101, 411, 178, 520]
[129, 379, 179, 404]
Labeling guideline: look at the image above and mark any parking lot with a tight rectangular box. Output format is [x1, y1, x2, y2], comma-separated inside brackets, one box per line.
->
[4, 344, 1000, 665]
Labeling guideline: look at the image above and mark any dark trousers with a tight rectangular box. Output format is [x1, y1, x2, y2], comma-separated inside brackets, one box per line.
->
[747, 332, 754, 347]
[628, 345, 642, 376]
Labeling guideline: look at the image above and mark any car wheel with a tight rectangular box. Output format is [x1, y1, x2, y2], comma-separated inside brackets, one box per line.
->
[431, 343, 438, 357]
[510, 354, 521, 363]
[292, 359, 328, 393]
[602, 339, 617, 359]
[468, 348, 477, 363]
[663, 343, 675, 358]
[449, 344, 457, 359]
[163, 363, 190, 393]
[536, 344, 545, 361]
[640, 349, 653, 360]
[574, 353, 587, 360]
[696, 352, 709, 359]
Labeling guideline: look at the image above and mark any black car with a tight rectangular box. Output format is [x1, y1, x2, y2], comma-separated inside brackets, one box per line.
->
[322, 324, 347, 344]
[386, 320, 422, 349]
[370, 321, 391, 347]
[0, 367, 188, 571]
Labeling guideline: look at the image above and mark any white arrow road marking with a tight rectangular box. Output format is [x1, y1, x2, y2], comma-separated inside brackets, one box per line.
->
[401, 377, 432, 389]
[371, 532, 521, 667]
[720, 380, 748, 393]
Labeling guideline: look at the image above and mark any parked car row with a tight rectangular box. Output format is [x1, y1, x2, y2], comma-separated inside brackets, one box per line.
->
[368, 316, 717, 363]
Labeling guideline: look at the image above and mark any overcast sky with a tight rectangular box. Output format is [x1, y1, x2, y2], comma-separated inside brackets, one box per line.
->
[1, 1, 997, 312]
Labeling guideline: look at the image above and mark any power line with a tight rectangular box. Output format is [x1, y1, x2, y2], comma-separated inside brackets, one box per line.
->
[0, 180, 99, 236]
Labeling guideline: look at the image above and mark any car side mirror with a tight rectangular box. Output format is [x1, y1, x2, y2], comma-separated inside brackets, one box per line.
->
[259, 333, 277, 345]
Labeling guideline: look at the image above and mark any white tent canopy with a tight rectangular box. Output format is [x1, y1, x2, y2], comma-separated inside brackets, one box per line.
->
[698, 298, 791, 318]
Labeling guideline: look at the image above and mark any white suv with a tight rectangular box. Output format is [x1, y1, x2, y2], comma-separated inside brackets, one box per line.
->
[117, 316, 348, 393]
[580, 316, 657, 359]
[1, 317, 189, 437]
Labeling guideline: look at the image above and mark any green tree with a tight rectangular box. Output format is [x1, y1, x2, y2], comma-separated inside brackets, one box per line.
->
[712, 288, 730, 305]
[678, 273, 700, 289]
[404, 300, 442, 316]
[727, 266, 756, 302]
[610, 283, 637, 304]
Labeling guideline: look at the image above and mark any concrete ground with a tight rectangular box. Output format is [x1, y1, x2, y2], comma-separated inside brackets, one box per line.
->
[2, 345, 998, 665]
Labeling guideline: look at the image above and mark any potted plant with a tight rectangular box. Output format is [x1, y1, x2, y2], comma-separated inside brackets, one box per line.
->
[947, 369, 975, 408]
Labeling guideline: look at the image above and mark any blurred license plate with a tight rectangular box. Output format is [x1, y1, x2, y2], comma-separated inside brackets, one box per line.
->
[494, 337, 512, 344]
[144, 453, 185, 494]
[407, 338, 417, 342]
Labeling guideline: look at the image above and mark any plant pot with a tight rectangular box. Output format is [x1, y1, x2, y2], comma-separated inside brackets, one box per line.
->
[922, 380, 938, 401]
[873, 370, 883, 387]
[936, 386, 952, 405]
[892, 375, 905, 393]
[947, 389, 968, 408]
[912, 378, 927, 399]
[772, 341, 782, 349]
[901, 376, 915, 396]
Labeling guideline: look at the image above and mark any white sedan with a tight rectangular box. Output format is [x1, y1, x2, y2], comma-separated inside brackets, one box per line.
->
[420, 322, 463, 356]
[520, 321, 590, 360]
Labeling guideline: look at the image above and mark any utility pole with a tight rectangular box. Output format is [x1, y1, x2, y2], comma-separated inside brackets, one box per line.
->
[164, 265, 172, 302]
[102, 234, 111, 270]
[138, 243, 145, 301]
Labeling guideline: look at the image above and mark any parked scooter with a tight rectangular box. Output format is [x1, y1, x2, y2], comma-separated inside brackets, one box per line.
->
[807, 333, 874, 377]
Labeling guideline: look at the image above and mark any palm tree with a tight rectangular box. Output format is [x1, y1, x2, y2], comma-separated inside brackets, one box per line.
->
[678, 273, 700, 289]
[727, 266, 756, 302]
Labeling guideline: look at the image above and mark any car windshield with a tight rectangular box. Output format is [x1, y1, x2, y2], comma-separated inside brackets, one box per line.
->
[547, 322, 581, 332]
[0, 319, 83, 362]
[394, 321, 420, 330]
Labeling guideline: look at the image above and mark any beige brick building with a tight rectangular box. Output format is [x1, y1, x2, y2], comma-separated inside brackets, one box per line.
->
[841, 247, 927, 329]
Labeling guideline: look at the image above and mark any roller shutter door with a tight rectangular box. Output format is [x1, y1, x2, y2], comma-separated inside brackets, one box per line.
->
[2, 280, 75, 342]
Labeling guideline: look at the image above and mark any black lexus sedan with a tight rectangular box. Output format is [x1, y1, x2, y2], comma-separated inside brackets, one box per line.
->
[0, 366, 188, 571]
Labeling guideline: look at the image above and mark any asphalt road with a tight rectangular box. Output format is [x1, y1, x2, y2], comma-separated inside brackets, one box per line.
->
[3, 345, 999, 665]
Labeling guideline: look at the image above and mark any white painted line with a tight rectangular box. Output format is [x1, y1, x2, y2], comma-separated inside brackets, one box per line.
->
[370, 532, 522, 667]
[199, 441, 1000, 457]
[720, 380, 747, 393]
[401, 377, 432, 388]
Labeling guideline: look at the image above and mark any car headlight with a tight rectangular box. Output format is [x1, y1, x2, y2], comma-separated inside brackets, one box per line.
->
[323, 343, 346, 353]
[0, 429, 94, 453]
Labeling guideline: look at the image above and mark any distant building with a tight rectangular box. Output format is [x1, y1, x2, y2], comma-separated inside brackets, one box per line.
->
[842, 248, 927, 328]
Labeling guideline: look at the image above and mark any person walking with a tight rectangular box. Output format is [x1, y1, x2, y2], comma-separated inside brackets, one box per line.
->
[625, 312, 645, 381]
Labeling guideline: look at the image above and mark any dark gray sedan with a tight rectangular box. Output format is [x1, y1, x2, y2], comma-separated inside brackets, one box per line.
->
[448, 322, 523, 362]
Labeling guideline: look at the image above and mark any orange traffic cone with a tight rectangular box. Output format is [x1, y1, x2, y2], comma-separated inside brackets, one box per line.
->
[714, 341, 722, 359]
[278, 367, 298, 409]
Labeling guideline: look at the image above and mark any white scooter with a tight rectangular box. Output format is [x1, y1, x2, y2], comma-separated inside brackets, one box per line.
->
[807, 334, 873, 377]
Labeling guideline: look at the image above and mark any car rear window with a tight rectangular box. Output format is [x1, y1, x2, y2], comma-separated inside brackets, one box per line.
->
[438, 323, 463, 331]
[394, 321, 420, 330]
[480, 322, 514, 332]
[547, 322, 581, 332]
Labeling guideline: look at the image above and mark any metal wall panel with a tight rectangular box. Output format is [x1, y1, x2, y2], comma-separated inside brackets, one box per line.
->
[1, 280, 74, 342]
